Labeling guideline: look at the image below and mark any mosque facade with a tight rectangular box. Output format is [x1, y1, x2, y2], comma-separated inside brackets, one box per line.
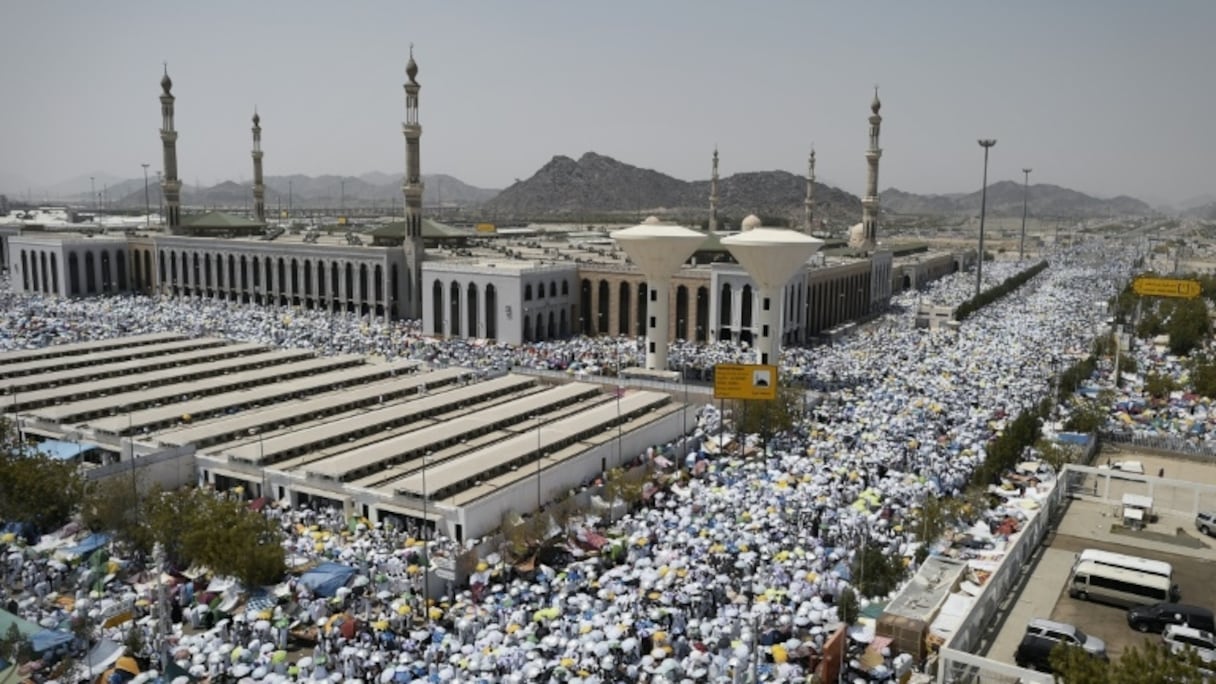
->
[1, 58, 968, 346]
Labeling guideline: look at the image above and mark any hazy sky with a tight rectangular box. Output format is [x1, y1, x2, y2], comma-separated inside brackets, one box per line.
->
[2, 1, 1213, 205]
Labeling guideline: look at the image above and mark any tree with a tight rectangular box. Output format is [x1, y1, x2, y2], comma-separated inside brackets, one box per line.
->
[850, 542, 907, 598]
[1166, 297, 1211, 356]
[1144, 372, 1178, 400]
[81, 470, 153, 556]
[1050, 639, 1211, 683]
[732, 375, 805, 441]
[0, 446, 86, 533]
[836, 587, 859, 626]
[1189, 353, 1216, 399]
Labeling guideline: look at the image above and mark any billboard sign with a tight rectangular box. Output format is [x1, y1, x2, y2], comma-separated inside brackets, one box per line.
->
[713, 363, 778, 400]
[1132, 276, 1201, 299]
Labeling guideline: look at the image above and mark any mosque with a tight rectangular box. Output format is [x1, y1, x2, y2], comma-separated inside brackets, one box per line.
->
[1, 54, 972, 349]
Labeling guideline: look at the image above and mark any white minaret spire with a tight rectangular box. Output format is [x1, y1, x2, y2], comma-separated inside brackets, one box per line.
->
[860, 87, 882, 250]
[708, 147, 719, 232]
[401, 45, 425, 319]
[804, 146, 816, 235]
[159, 64, 182, 233]
[251, 108, 265, 223]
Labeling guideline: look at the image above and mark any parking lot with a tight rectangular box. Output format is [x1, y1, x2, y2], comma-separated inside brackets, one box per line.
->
[985, 449, 1216, 667]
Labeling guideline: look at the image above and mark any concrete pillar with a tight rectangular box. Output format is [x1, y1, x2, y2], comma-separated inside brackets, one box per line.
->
[645, 280, 671, 370]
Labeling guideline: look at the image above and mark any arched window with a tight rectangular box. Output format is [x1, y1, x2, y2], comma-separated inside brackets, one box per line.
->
[619, 282, 631, 336]
[50, 254, 59, 294]
[522, 315, 532, 342]
[331, 262, 340, 297]
[449, 281, 461, 337]
[359, 264, 369, 302]
[675, 285, 689, 340]
[524, 283, 533, 301]
[548, 311, 556, 339]
[317, 261, 326, 298]
[561, 280, 569, 296]
[549, 281, 557, 298]
[69, 253, 81, 295]
[278, 258, 287, 293]
[597, 280, 610, 334]
[100, 251, 112, 291]
[432, 279, 444, 334]
[228, 254, 236, 290]
[241, 255, 249, 289]
[116, 252, 127, 290]
[344, 263, 354, 300]
[19, 251, 28, 290]
[203, 254, 212, 288]
[579, 279, 592, 335]
[467, 283, 478, 337]
[155, 251, 163, 284]
[303, 259, 312, 296]
[39, 252, 49, 292]
[374, 265, 383, 301]
[83, 252, 97, 293]
[291, 259, 300, 294]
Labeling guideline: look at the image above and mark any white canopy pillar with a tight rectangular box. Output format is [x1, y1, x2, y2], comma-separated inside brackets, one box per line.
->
[722, 221, 823, 367]
[611, 218, 707, 371]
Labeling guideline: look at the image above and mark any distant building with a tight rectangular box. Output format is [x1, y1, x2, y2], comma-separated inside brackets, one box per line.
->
[0, 58, 974, 345]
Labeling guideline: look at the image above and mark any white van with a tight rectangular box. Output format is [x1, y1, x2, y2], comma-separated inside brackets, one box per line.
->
[1069, 559, 1174, 608]
[1075, 548, 1174, 585]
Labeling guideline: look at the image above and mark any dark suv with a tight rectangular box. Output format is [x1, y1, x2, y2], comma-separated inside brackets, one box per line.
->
[1128, 603, 1216, 634]
[1015, 619, 1108, 672]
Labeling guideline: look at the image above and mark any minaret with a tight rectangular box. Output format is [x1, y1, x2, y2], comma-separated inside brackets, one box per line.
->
[860, 88, 882, 250]
[708, 147, 719, 232]
[804, 147, 816, 235]
[158, 66, 182, 233]
[401, 46, 425, 319]
[251, 109, 266, 223]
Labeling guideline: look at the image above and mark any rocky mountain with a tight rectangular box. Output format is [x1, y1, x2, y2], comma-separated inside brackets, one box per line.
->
[482, 152, 862, 228]
[881, 181, 1153, 218]
[1183, 201, 1216, 221]
[112, 173, 499, 211]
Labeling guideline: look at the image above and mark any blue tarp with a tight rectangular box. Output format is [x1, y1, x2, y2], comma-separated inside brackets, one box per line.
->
[33, 439, 96, 460]
[1055, 432, 1092, 446]
[298, 562, 356, 598]
[65, 532, 111, 558]
[29, 629, 72, 653]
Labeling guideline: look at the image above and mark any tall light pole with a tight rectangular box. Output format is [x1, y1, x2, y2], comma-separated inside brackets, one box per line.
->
[141, 164, 151, 228]
[421, 448, 431, 621]
[535, 414, 543, 511]
[340, 179, 346, 217]
[156, 171, 164, 222]
[90, 176, 96, 212]
[975, 139, 997, 298]
[1019, 167, 1032, 261]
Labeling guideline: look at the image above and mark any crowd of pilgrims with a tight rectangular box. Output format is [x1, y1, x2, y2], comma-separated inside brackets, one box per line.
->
[0, 243, 1137, 683]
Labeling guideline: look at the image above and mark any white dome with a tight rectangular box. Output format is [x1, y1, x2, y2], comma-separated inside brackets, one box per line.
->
[642, 216, 662, 225]
[741, 215, 762, 231]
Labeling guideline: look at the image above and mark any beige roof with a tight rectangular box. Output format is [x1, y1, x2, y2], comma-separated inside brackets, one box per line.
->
[0, 332, 185, 367]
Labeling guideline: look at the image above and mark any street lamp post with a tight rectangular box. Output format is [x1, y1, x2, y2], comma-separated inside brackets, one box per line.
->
[90, 176, 95, 211]
[536, 414, 543, 511]
[141, 164, 151, 228]
[156, 171, 164, 222]
[1019, 168, 1032, 261]
[421, 449, 431, 620]
[340, 180, 346, 217]
[975, 139, 997, 298]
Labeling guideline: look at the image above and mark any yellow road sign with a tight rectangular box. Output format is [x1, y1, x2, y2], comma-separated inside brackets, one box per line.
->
[713, 363, 778, 400]
[1132, 277, 1202, 299]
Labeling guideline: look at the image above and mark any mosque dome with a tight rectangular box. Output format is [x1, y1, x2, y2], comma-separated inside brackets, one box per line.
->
[406, 55, 419, 83]
[642, 216, 661, 225]
[741, 215, 762, 231]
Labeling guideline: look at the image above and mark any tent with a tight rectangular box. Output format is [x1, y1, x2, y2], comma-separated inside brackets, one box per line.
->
[33, 439, 97, 461]
[298, 562, 356, 598]
[64, 533, 111, 558]
[29, 628, 72, 654]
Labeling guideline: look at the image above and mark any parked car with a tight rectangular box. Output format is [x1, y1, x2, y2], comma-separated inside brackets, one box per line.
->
[1127, 603, 1216, 634]
[1162, 624, 1216, 663]
[1196, 511, 1216, 537]
[1015, 619, 1108, 672]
